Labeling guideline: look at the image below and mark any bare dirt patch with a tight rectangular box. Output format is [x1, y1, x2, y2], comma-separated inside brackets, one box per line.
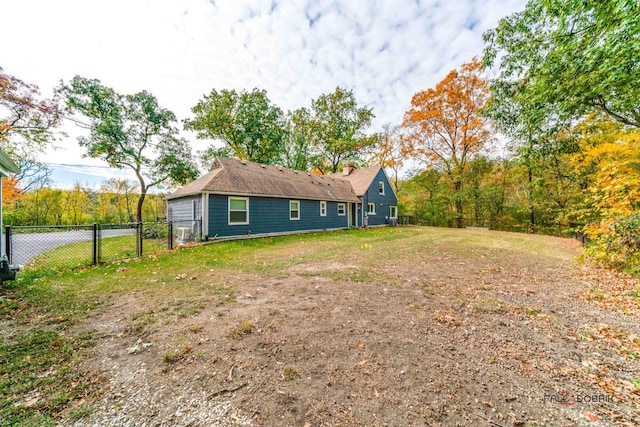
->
[61, 229, 640, 426]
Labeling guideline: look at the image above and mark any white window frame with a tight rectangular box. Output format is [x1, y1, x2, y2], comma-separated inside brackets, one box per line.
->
[367, 203, 376, 215]
[389, 206, 398, 219]
[290, 200, 300, 220]
[320, 201, 327, 217]
[379, 181, 385, 195]
[337, 203, 346, 216]
[228, 196, 249, 225]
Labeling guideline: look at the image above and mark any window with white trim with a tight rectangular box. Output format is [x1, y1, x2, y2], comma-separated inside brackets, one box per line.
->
[290, 200, 300, 220]
[320, 201, 327, 216]
[389, 206, 398, 218]
[337, 203, 346, 216]
[228, 197, 248, 225]
[367, 203, 376, 215]
[379, 181, 385, 195]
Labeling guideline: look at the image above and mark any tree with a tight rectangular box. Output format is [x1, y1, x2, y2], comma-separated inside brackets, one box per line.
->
[2, 175, 21, 204]
[1, 67, 61, 208]
[403, 58, 493, 227]
[571, 116, 640, 220]
[0, 67, 62, 152]
[305, 87, 376, 174]
[367, 124, 406, 192]
[185, 88, 286, 165]
[57, 76, 199, 222]
[483, 0, 640, 129]
[280, 107, 319, 171]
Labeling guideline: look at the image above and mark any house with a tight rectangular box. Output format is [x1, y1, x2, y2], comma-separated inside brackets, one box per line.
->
[166, 157, 398, 241]
[328, 163, 398, 227]
[0, 148, 20, 280]
[0, 149, 19, 251]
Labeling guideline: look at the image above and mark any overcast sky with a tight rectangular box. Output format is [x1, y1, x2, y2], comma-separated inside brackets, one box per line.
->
[2, 0, 526, 188]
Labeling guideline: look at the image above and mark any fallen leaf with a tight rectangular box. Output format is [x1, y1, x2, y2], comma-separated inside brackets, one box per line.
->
[24, 397, 39, 407]
[583, 411, 599, 422]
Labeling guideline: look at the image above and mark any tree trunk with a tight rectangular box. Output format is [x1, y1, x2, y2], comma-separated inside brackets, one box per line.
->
[136, 191, 146, 223]
[454, 180, 464, 228]
[528, 163, 535, 233]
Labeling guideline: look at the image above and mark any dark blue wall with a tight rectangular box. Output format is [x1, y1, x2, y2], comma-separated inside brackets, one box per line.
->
[363, 169, 398, 226]
[207, 195, 350, 238]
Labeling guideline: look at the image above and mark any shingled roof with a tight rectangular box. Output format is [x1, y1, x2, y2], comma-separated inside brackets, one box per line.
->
[167, 157, 361, 203]
[327, 165, 383, 196]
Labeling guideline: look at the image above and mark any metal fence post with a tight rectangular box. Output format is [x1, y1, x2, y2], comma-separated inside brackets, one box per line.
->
[136, 222, 142, 257]
[5, 226, 11, 263]
[92, 223, 98, 265]
[168, 221, 173, 250]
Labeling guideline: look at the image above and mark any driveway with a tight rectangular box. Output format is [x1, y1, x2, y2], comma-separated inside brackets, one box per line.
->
[9, 228, 136, 266]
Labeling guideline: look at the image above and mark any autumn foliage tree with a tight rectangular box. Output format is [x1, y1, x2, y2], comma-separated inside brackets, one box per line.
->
[367, 124, 406, 192]
[403, 58, 493, 227]
[1, 67, 61, 203]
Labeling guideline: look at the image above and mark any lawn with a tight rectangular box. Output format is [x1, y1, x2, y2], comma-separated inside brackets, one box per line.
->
[26, 236, 169, 271]
[1, 226, 639, 426]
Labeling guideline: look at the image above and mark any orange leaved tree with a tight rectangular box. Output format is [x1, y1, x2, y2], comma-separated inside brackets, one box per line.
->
[403, 58, 493, 227]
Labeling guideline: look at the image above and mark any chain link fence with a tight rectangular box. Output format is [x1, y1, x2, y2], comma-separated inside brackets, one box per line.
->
[5, 221, 202, 270]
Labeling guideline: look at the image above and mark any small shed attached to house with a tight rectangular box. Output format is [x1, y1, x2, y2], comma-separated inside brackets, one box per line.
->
[167, 157, 363, 240]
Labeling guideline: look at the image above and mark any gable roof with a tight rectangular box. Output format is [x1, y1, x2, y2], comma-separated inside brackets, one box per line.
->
[327, 165, 383, 196]
[167, 157, 361, 203]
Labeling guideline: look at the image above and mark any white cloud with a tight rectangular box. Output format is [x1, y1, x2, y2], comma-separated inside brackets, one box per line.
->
[1, 0, 526, 186]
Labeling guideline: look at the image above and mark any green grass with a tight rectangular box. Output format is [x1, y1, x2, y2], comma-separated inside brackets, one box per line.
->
[27, 236, 168, 270]
[0, 329, 95, 427]
[0, 226, 577, 424]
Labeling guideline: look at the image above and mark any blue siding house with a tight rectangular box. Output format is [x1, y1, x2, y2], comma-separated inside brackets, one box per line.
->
[167, 157, 398, 240]
[329, 164, 399, 227]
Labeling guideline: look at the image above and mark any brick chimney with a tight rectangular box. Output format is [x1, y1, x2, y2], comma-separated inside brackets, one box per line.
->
[342, 163, 356, 176]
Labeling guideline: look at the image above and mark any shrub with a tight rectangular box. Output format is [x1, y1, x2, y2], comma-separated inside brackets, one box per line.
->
[584, 212, 640, 274]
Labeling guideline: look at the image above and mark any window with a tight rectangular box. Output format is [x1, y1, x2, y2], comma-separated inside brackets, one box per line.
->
[320, 201, 327, 217]
[367, 203, 376, 215]
[290, 200, 300, 220]
[389, 206, 398, 218]
[228, 197, 248, 225]
[379, 181, 385, 195]
[337, 203, 346, 216]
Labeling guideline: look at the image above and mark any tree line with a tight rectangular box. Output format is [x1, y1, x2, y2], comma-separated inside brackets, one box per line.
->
[2, 0, 639, 271]
[3, 179, 166, 226]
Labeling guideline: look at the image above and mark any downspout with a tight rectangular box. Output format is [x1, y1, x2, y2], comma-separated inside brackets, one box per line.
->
[364, 190, 369, 228]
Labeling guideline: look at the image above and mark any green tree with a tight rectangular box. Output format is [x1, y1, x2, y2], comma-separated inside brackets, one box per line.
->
[57, 76, 199, 222]
[483, 0, 640, 129]
[185, 88, 286, 165]
[306, 87, 376, 174]
[281, 107, 319, 171]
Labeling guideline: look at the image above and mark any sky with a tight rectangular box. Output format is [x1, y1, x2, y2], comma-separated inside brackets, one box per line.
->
[2, 0, 526, 189]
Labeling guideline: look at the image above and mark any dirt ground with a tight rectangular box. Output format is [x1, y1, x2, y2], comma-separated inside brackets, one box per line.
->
[60, 229, 640, 426]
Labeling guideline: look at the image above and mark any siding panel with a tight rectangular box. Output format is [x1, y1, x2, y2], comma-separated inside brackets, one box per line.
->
[363, 169, 398, 226]
[207, 195, 349, 238]
[167, 196, 201, 224]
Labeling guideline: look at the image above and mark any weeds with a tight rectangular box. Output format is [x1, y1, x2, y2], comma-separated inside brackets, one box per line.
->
[228, 320, 254, 339]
